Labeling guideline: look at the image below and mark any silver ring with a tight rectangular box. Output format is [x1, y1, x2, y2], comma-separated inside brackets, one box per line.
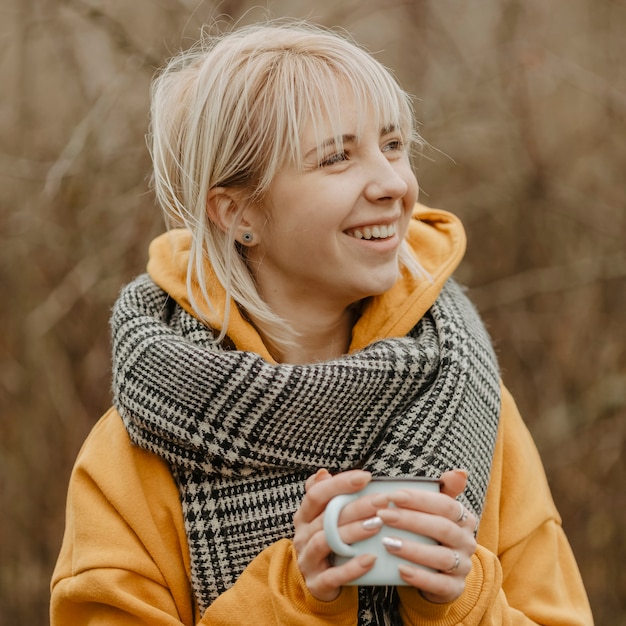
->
[445, 549, 461, 574]
[454, 500, 468, 523]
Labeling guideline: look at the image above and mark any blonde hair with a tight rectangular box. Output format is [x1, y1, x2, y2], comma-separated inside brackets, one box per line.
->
[149, 20, 424, 349]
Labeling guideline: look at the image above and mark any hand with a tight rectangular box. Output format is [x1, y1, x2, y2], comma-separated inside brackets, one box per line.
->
[374, 469, 478, 604]
[292, 468, 384, 602]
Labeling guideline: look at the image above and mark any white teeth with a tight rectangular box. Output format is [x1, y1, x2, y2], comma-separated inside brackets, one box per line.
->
[349, 223, 396, 240]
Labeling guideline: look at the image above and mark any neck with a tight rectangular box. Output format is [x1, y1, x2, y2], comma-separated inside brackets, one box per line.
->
[266, 302, 361, 364]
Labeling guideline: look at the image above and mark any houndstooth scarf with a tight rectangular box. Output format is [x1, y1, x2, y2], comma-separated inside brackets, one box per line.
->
[111, 273, 500, 625]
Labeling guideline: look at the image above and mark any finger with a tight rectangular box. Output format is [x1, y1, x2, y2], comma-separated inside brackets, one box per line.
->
[297, 526, 334, 570]
[381, 536, 472, 577]
[397, 562, 467, 604]
[307, 491, 389, 540]
[377, 487, 455, 518]
[297, 470, 372, 524]
[389, 541, 471, 605]
[377, 487, 477, 533]
[439, 469, 468, 498]
[297, 519, 381, 595]
[308, 554, 377, 602]
[301, 516, 383, 568]
[335, 514, 385, 545]
[305, 468, 332, 492]
[450, 499, 478, 534]
[376, 506, 477, 553]
[438, 471, 479, 534]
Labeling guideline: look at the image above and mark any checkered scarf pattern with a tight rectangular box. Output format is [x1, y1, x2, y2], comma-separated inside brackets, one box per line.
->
[111, 274, 500, 625]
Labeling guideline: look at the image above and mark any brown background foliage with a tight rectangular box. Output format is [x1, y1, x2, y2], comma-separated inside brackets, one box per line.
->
[1, 0, 625, 623]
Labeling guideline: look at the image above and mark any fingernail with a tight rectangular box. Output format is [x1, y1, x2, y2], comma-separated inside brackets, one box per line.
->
[398, 564, 418, 579]
[382, 536, 403, 551]
[358, 554, 377, 568]
[389, 490, 409, 505]
[350, 471, 371, 486]
[371, 494, 390, 507]
[378, 508, 400, 523]
[362, 515, 384, 530]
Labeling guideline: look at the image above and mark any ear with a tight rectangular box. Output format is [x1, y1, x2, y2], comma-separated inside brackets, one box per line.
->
[207, 187, 256, 245]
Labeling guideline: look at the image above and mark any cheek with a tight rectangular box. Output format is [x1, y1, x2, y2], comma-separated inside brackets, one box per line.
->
[403, 175, 418, 210]
[402, 171, 419, 215]
[404, 166, 419, 199]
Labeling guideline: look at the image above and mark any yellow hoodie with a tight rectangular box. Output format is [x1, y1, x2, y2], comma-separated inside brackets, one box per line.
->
[51, 206, 593, 625]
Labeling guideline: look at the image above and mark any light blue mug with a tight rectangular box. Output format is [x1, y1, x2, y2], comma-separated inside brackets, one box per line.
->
[323, 476, 441, 586]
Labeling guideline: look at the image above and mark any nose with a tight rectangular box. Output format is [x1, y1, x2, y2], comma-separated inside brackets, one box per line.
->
[363, 151, 409, 203]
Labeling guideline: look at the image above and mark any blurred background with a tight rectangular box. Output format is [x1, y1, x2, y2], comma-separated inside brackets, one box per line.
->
[1, 0, 624, 623]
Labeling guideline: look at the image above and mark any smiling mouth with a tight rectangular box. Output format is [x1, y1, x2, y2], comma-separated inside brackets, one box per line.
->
[346, 223, 398, 240]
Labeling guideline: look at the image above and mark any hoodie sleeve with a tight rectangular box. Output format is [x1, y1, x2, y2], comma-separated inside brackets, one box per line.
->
[50, 409, 358, 626]
[395, 385, 594, 625]
[203, 539, 358, 625]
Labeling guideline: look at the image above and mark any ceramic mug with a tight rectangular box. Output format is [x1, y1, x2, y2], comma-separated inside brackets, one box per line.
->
[323, 476, 441, 586]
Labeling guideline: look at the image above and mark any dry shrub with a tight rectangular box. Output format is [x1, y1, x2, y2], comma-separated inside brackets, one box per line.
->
[1, 0, 624, 623]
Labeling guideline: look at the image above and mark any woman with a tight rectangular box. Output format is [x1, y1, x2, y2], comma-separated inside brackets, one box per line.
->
[51, 21, 593, 625]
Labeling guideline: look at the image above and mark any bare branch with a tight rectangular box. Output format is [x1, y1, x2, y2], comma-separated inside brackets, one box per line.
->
[469, 253, 626, 310]
[25, 255, 101, 338]
[60, 0, 163, 68]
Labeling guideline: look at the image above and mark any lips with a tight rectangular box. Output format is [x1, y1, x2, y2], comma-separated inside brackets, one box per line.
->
[346, 223, 398, 240]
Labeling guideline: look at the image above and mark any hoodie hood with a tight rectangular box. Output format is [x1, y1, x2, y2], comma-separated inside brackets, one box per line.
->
[147, 204, 466, 360]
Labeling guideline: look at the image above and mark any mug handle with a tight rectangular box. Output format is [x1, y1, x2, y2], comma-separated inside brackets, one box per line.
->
[323, 493, 360, 557]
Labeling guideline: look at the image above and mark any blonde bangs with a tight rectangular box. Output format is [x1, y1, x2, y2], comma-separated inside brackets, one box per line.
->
[248, 39, 418, 191]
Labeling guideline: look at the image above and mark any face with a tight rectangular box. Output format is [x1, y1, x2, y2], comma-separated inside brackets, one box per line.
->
[244, 90, 419, 316]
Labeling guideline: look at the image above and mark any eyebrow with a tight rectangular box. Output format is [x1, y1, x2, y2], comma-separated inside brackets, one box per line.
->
[304, 134, 356, 160]
[304, 124, 401, 160]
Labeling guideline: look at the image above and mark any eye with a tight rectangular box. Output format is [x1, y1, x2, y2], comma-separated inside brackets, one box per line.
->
[382, 138, 405, 153]
[319, 151, 349, 167]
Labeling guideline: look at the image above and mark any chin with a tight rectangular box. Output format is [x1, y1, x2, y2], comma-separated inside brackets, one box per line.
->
[360, 272, 400, 298]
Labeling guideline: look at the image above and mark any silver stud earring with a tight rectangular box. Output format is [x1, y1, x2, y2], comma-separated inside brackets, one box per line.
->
[242, 232, 253, 244]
